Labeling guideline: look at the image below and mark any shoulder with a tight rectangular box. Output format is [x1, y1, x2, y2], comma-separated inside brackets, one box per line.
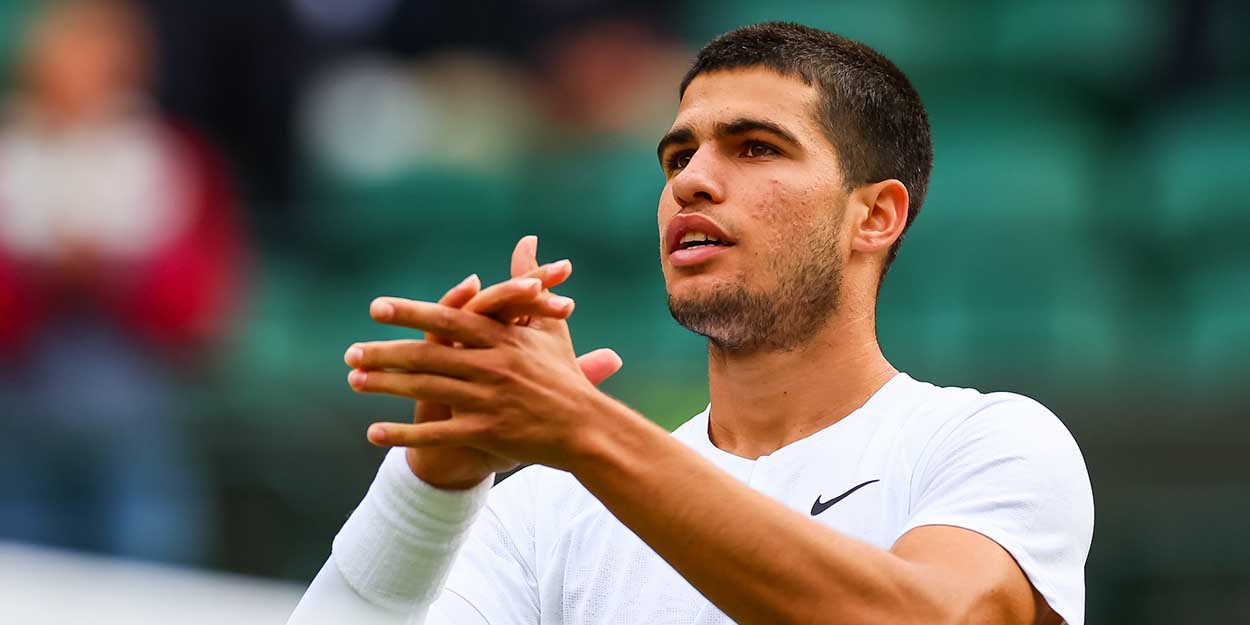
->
[928, 388, 1084, 470]
[892, 380, 1094, 625]
[888, 376, 1083, 467]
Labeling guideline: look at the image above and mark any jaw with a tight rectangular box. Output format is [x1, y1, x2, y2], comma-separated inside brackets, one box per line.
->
[663, 263, 745, 302]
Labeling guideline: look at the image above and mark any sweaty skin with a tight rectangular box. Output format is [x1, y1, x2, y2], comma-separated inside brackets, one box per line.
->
[349, 68, 1063, 625]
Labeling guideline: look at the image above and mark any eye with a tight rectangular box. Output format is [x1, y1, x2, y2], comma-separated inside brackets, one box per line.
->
[665, 150, 694, 173]
[743, 141, 778, 158]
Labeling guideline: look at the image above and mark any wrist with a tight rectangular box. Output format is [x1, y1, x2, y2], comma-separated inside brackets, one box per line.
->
[566, 391, 668, 480]
[406, 447, 492, 491]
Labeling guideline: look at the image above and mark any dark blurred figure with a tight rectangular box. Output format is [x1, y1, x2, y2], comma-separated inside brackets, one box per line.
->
[0, 0, 243, 564]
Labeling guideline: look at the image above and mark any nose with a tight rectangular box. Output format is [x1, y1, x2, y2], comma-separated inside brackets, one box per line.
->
[671, 146, 726, 208]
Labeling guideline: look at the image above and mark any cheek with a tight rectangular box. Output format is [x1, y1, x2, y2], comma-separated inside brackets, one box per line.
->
[747, 179, 825, 244]
[657, 183, 678, 234]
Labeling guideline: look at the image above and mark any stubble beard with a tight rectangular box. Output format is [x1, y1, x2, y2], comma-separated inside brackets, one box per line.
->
[666, 217, 843, 356]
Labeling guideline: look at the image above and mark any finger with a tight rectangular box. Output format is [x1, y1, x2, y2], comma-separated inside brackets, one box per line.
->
[428, 274, 482, 346]
[464, 277, 574, 319]
[576, 348, 623, 386]
[367, 419, 486, 449]
[527, 258, 572, 291]
[371, 296, 517, 347]
[483, 294, 576, 323]
[511, 235, 540, 279]
[345, 340, 489, 379]
[438, 273, 481, 307]
[491, 258, 571, 327]
[348, 369, 487, 406]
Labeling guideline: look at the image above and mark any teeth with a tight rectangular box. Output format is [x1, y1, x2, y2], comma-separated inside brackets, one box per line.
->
[679, 231, 721, 245]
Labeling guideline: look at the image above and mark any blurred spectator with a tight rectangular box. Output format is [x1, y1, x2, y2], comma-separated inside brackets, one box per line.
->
[0, 0, 243, 564]
[534, 15, 689, 138]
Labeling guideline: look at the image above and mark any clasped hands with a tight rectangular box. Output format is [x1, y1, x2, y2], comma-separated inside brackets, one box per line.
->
[344, 236, 624, 489]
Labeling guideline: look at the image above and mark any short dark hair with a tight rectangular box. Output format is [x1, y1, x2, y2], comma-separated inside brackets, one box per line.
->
[680, 22, 933, 279]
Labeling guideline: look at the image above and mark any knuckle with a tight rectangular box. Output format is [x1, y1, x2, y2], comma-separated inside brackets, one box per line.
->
[472, 417, 503, 441]
[402, 340, 428, 368]
[404, 375, 428, 397]
[486, 353, 517, 381]
[434, 306, 456, 329]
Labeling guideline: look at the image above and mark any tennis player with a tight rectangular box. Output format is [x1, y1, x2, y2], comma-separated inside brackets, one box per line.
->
[289, 22, 1093, 625]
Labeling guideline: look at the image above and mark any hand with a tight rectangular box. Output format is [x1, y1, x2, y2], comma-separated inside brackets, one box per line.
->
[348, 276, 633, 473]
[346, 236, 621, 488]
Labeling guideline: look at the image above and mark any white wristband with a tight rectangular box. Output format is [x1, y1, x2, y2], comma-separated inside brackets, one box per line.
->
[332, 447, 493, 611]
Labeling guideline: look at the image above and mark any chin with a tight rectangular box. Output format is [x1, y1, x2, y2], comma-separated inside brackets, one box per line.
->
[666, 271, 744, 305]
[665, 271, 723, 298]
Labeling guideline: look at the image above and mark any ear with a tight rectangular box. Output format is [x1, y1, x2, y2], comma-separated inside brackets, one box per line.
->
[849, 179, 909, 256]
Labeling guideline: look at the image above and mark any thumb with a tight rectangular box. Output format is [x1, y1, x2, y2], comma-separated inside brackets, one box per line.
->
[576, 348, 623, 386]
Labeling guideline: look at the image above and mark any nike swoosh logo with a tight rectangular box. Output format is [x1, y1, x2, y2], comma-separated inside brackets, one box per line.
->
[810, 479, 880, 516]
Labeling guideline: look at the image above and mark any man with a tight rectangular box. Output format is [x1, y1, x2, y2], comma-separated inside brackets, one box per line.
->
[289, 22, 1093, 625]
[0, 0, 239, 562]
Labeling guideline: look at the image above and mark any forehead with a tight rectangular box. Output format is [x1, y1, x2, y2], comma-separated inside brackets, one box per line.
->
[671, 68, 825, 140]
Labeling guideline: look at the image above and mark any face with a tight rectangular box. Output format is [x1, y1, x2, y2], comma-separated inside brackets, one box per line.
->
[27, 3, 148, 117]
[657, 68, 849, 354]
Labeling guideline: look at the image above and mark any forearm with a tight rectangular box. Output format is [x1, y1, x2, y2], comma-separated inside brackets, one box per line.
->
[572, 395, 942, 625]
[290, 448, 492, 622]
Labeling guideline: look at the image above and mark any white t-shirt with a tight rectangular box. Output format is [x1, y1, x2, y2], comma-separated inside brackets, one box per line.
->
[289, 372, 1094, 625]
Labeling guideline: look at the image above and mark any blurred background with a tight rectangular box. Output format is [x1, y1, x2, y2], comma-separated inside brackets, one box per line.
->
[0, 0, 1245, 622]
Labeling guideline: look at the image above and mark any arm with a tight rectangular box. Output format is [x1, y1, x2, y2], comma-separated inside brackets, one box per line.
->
[356, 306, 1084, 625]
[570, 395, 1062, 625]
[294, 237, 622, 623]
[287, 448, 493, 625]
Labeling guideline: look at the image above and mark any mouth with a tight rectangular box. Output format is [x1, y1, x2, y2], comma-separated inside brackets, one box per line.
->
[665, 214, 736, 267]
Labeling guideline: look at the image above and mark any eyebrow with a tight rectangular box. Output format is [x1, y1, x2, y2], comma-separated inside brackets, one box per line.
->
[656, 117, 803, 163]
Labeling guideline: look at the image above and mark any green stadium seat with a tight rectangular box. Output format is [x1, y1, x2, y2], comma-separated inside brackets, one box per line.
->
[211, 253, 328, 418]
[216, 251, 461, 425]
[1135, 88, 1250, 254]
[306, 164, 527, 279]
[879, 92, 1122, 385]
[1178, 260, 1250, 395]
[680, 0, 992, 74]
[0, 0, 39, 77]
[987, 0, 1173, 91]
[1209, 0, 1250, 74]
[514, 138, 664, 268]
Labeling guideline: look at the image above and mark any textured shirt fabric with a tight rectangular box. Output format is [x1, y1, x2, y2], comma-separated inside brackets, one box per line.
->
[291, 372, 1094, 625]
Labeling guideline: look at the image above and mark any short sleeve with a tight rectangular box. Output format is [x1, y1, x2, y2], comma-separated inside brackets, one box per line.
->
[438, 467, 542, 625]
[897, 396, 1094, 625]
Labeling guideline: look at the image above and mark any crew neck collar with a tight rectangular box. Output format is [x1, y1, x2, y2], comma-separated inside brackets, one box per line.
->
[678, 372, 913, 465]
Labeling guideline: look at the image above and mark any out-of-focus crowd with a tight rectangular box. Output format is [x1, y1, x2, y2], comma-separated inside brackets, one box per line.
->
[0, 0, 240, 563]
[0, 0, 692, 566]
[0, 1, 1247, 622]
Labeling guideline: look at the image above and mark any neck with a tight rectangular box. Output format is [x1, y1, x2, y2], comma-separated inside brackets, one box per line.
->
[705, 305, 896, 459]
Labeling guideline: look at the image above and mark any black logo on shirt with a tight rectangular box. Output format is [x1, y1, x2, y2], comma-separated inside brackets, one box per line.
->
[810, 480, 880, 516]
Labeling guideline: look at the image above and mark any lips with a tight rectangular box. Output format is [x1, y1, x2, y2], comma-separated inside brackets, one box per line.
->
[664, 214, 736, 256]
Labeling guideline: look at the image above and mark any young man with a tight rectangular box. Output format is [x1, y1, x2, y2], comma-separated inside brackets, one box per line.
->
[289, 22, 1093, 625]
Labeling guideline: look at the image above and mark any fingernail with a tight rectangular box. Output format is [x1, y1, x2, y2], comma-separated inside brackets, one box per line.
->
[550, 259, 572, 272]
[518, 277, 542, 289]
[459, 273, 479, 289]
[345, 346, 363, 367]
[548, 295, 574, 312]
[371, 299, 394, 319]
[368, 425, 386, 443]
[348, 370, 367, 388]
